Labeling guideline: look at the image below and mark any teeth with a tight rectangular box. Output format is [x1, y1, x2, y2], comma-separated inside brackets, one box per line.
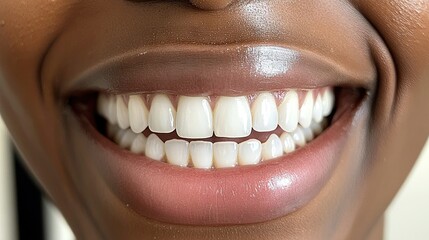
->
[299, 91, 314, 128]
[128, 95, 149, 133]
[130, 134, 147, 154]
[118, 129, 136, 148]
[312, 94, 323, 123]
[189, 141, 213, 169]
[148, 94, 176, 133]
[107, 95, 118, 124]
[213, 142, 238, 168]
[145, 134, 165, 161]
[116, 96, 130, 129]
[280, 132, 296, 153]
[176, 96, 213, 139]
[292, 126, 306, 147]
[262, 134, 283, 161]
[322, 88, 335, 117]
[310, 121, 323, 136]
[214, 96, 252, 138]
[165, 139, 190, 167]
[251, 92, 278, 132]
[238, 139, 262, 166]
[278, 90, 299, 132]
[302, 127, 315, 142]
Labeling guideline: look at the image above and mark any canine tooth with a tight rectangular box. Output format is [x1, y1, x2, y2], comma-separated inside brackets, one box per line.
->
[302, 127, 315, 142]
[148, 94, 176, 133]
[107, 95, 117, 124]
[292, 127, 306, 147]
[251, 92, 278, 132]
[299, 91, 314, 128]
[189, 141, 213, 169]
[176, 96, 213, 139]
[130, 134, 147, 154]
[313, 94, 323, 123]
[214, 96, 252, 138]
[213, 142, 238, 168]
[165, 139, 189, 167]
[118, 130, 136, 148]
[310, 121, 323, 136]
[117, 96, 130, 129]
[238, 139, 262, 166]
[97, 94, 110, 119]
[322, 88, 335, 117]
[262, 134, 283, 160]
[145, 134, 165, 161]
[278, 90, 299, 132]
[280, 132, 296, 153]
[128, 95, 149, 133]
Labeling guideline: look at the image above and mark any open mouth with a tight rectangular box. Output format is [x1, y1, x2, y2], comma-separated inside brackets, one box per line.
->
[65, 45, 369, 226]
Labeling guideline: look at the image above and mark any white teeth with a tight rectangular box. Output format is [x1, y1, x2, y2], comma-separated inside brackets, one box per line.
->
[310, 121, 323, 136]
[292, 126, 306, 147]
[299, 91, 314, 128]
[213, 142, 238, 168]
[130, 134, 147, 154]
[165, 139, 190, 167]
[251, 92, 278, 132]
[262, 134, 283, 161]
[313, 94, 323, 123]
[278, 90, 299, 132]
[214, 96, 252, 138]
[116, 96, 130, 129]
[118, 130, 136, 148]
[148, 94, 176, 133]
[97, 94, 110, 119]
[176, 96, 213, 139]
[302, 127, 315, 142]
[322, 88, 335, 117]
[128, 95, 149, 133]
[189, 141, 213, 169]
[145, 134, 165, 161]
[238, 139, 262, 166]
[107, 95, 118, 124]
[280, 132, 296, 154]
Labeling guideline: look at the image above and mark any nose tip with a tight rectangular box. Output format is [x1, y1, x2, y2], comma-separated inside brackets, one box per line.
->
[190, 0, 234, 10]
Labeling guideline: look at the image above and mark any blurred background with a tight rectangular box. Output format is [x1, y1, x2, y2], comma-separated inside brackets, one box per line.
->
[0, 117, 428, 240]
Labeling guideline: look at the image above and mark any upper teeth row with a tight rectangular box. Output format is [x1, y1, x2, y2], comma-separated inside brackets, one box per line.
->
[97, 88, 334, 139]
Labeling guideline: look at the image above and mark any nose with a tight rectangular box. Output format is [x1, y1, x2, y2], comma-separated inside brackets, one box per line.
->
[190, 0, 234, 10]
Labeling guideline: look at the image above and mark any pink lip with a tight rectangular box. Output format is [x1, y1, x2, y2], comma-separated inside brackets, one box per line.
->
[67, 88, 361, 225]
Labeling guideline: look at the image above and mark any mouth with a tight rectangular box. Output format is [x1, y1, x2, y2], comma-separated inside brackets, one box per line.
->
[65, 45, 368, 226]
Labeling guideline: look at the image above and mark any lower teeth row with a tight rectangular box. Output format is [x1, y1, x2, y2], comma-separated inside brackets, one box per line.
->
[106, 119, 327, 169]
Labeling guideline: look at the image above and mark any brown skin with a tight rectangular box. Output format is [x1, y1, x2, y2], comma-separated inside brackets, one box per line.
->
[0, 0, 428, 239]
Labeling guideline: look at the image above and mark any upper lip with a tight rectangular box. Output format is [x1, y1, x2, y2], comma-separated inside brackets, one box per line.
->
[60, 44, 373, 98]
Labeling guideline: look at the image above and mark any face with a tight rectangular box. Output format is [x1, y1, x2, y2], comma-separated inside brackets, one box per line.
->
[0, 0, 428, 239]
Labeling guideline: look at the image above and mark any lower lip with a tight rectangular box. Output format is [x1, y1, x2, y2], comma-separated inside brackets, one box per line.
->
[68, 91, 358, 226]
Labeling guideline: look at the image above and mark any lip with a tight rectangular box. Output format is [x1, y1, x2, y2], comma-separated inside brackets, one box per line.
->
[62, 45, 370, 226]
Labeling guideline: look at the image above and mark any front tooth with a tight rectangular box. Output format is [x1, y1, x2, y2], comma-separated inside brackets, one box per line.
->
[107, 95, 117, 124]
[214, 96, 252, 138]
[313, 94, 323, 123]
[189, 141, 213, 169]
[97, 94, 110, 119]
[238, 139, 262, 166]
[302, 127, 315, 142]
[292, 126, 306, 147]
[299, 91, 314, 128]
[145, 134, 165, 161]
[117, 96, 130, 129]
[262, 134, 283, 161]
[280, 132, 296, 153]
[148, 94, 176, 133]
[251, 92, 278, 132]
[213, 142, 238, 168]
[322, 88, 335, 117]
[118, 129, 136, 148]
[278, 90, 299, 132]
[130, 134, 147, 154]
[176, 96, 213, 139]
[128, 95, 149, 133]
[165, 139, 189, 167]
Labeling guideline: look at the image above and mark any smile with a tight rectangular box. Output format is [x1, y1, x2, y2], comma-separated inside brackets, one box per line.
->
[66, 45, 368, 226]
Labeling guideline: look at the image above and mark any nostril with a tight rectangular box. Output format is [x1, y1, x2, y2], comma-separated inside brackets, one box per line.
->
[190, 0, 234, 11]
